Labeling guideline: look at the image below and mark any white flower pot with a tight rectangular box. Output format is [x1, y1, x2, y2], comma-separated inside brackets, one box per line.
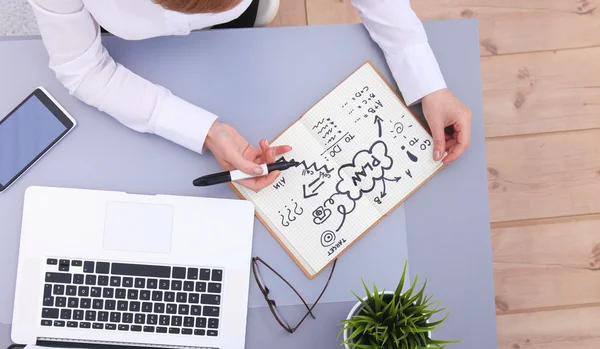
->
[342, 291, 432, 349]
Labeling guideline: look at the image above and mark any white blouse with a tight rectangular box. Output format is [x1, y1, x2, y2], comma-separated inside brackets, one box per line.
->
[29, 0, 446, 155]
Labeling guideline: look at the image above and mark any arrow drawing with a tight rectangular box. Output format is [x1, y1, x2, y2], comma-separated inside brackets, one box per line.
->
[303, 177, 325, 199]
[374, 115, 383, 138]
[380, 179, 387, 198]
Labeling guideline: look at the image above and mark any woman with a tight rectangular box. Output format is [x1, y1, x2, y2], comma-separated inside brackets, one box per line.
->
[29, 0, 471, 192]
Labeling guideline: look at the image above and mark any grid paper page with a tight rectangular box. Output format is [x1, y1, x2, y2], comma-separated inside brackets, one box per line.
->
[234, 62, 444, 277]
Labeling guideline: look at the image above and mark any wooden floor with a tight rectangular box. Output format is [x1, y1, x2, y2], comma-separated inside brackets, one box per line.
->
[269, 0, 600, 348]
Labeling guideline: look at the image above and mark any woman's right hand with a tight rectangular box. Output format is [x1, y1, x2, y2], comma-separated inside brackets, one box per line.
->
[205, 121, 292, 192]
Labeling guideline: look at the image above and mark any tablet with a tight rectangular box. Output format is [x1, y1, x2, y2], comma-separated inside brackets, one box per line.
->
[0, 87, 76, 193]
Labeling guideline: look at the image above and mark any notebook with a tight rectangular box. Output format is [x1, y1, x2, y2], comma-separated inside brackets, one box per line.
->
[231, 61, 445, 279]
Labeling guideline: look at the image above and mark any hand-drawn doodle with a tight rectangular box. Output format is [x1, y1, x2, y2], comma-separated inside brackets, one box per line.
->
[292, 199, 303, 215]
[420, 139, 432, 150]
[278, 199, 304, 227]
[312, 206, 332, 225]
[303, 176, 326, 199]
[278, 211, 289, 227]
[272, 177, 286, 189]
[321, 133, 356, 161]
[314, 118, 343, 145]
[374, 115, 383, 138]
[323, 193, 357, 232]
[320, 230, 336, 247]
[392, 122, 404, 134]
[327, 238, 347, 256]
[401, 146, 419, 162]
[336, 141, 393, 201]
[405, 169, 413, 178]
[317, 122, 329, 134]
[312, 118, 326, 129]
[374, 176, 402, 204]
[367, 100, 383, 114]
[277, 157, 333, 174]
[362, 92, 376, 105]
[390, 116, 413, 139]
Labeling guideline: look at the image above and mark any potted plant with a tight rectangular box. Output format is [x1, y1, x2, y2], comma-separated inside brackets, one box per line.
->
[339, 261, 458, 349]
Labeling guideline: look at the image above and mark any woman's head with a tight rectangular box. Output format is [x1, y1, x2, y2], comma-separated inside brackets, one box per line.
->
[155, 0, 242, 14]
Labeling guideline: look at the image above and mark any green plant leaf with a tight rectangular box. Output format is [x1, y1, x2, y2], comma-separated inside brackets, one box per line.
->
[351, 289, 375, 316]
[408, 279, 427, 306]
[347, 326, 364, 341]
[404, 274, 419, 303]
[343, 261, 459, 349]
[428, 339, 461, 345]
[372, 284, 382, 313]
[361, 279, 374, 303]
[395, 260, 408, 295]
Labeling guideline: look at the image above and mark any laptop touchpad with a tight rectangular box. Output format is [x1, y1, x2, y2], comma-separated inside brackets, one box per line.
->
[103, 201, 173, 254]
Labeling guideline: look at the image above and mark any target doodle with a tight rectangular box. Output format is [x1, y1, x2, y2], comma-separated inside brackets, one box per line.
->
[320, 230, 336, 247]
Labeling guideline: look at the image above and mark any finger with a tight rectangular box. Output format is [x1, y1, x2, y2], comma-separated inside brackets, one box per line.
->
[444, 121, 471, 164]
[259, 139, 292, 163]
[227, 147, 266, 176]
[271, 145, 292, 156]
[254, 170, 280, 189]
[443, 138, 465, 164]
[259, 139, 275, 163]
[259, 139, 292, 156]
[237, 171, 280, 192]
[445, 138, 458, 150]
[443, 146, 460, 164]
[236, 179, 261, 192]
[429, 123, 446, 161]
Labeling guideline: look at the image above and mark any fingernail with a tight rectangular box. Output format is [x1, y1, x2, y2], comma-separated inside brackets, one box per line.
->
[253, 167, 263, 175]
[434, 150, 441, 160]
[265, 140, 270, 147]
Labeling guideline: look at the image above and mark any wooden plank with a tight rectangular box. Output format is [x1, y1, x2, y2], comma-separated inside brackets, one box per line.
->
[492, 217, 600, 312]
[486, 128, 600, 222]
[497, 306, 600, 349]
[305, 0, 360, 25]
[482, 47, 600, 138]
[411, 0, 600, 56]
[268, 0, 307, 27]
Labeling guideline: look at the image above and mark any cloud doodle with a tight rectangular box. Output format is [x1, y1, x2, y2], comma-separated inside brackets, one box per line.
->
[335, 141, 393, 201]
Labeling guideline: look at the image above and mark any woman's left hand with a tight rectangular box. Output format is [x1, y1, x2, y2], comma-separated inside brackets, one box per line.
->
[205, 121, 292, 192]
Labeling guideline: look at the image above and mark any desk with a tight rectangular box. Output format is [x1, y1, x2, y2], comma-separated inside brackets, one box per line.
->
[0, 20, 496, 348]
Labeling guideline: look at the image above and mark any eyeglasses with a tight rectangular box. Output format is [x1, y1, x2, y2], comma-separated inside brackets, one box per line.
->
[251, 256, 337, 333]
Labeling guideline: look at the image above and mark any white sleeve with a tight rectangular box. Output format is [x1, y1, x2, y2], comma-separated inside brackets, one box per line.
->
[29, 0, 218, 154]
[351, 0, 447, 105]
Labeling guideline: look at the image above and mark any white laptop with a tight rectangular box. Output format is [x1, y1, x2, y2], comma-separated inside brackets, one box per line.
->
[12, 185, 256, 349]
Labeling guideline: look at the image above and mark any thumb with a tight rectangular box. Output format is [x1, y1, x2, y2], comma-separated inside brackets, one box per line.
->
[228, 152, 265, 177]
[430, 123, 446, 161]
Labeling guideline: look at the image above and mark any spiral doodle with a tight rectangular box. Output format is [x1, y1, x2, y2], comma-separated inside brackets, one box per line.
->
[320, 230, 336, 247]
[393, 122, 404, 134]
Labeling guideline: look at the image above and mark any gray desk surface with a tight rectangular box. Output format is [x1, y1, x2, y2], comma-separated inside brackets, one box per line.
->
[0, 20, 496, 348]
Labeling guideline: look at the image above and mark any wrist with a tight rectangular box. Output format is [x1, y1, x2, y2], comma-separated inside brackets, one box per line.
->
[205, 120, 222, 151]
[421, 88, 448, 104]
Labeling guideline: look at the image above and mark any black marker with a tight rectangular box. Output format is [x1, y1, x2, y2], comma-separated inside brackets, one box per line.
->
[192, 161, 298, 187]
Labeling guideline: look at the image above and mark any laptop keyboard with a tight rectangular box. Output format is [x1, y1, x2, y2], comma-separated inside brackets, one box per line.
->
[41, 258, 223, 337]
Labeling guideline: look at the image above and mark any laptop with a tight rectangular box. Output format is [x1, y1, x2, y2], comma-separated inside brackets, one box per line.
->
[11, 185, 256, 349]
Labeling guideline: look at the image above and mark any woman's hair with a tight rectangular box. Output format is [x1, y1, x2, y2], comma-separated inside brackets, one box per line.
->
[154, 0, 242, 14]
